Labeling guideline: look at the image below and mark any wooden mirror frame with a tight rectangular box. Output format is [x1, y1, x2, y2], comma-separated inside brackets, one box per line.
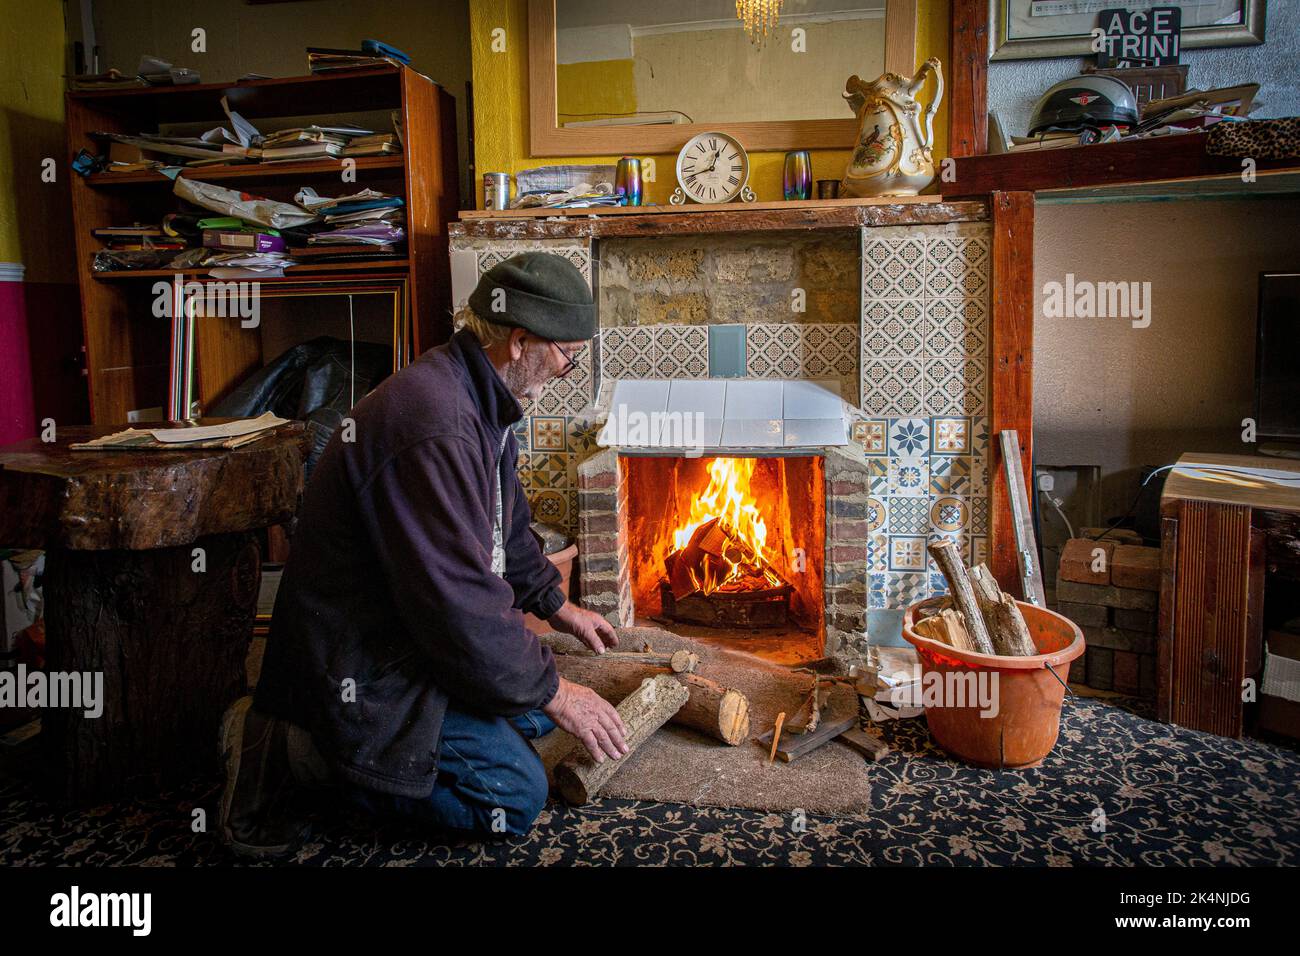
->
[528, 0, 919, 156]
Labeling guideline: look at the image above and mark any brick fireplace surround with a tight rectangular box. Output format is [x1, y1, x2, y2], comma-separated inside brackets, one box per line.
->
[449, 199, 997, 661]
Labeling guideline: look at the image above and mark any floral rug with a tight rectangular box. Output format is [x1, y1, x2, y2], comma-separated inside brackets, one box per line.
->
[2, 697, 1296, 866]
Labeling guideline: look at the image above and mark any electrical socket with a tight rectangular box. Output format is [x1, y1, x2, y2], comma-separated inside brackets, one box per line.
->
[1036, 472, 1055, 493]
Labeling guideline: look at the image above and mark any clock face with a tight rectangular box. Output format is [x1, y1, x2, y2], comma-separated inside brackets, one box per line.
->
[676, 132, 748, 204]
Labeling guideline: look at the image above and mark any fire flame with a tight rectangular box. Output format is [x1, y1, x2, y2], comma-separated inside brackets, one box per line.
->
[670, 457, 783, 594]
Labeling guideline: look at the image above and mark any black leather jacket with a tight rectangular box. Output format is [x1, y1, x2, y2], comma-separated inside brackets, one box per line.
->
[211, 336, 392, 476]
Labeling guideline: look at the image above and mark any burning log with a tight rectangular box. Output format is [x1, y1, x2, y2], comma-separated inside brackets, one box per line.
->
[552, 654, 750, 745]
[555, 676, 690, 805]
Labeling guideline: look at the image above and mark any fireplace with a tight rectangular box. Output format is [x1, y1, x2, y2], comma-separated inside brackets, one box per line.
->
[577, 395, 873, 667]
[625, 454, 825, 638]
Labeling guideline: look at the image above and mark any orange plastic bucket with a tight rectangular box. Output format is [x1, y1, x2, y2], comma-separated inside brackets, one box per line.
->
[901, 597, 1086, 769]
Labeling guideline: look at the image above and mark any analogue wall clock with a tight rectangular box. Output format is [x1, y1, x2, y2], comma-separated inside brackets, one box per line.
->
[670, 131, 756, 205]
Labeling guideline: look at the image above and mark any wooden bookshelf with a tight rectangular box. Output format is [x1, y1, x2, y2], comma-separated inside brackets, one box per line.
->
[65, 65, 459, 425]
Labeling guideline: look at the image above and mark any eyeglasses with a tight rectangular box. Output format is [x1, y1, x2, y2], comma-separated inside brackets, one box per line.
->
[549, 340, 579, 379]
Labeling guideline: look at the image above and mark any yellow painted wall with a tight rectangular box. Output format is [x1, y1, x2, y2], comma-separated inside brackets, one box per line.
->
[469, 0, 950, 207]
[0, 0, 70, 281]
[556, 58, 637, 123]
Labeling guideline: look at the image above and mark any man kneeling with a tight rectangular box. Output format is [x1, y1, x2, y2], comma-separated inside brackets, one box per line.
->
[219, 253, 627, 858]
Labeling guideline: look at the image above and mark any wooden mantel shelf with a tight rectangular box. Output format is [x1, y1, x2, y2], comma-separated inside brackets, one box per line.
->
[943, 132, 1300, 201]
[452, 195, 988, 239]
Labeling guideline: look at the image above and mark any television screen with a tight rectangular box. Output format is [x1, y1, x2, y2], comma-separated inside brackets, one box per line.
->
[1257, 273, 1300, 442]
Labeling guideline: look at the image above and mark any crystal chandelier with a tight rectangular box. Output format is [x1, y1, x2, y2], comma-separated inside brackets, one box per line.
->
[736, 0, 784, 47]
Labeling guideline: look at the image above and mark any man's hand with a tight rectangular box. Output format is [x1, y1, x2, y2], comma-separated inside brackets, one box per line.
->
[542, 678, 629, 763]
[547, 601, 618, 654]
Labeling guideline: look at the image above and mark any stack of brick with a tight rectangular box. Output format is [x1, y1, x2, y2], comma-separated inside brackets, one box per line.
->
[1054, 534, 1160, 698]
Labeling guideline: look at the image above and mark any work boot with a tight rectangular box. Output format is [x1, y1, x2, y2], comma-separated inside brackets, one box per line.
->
[218, 696, 312, 859]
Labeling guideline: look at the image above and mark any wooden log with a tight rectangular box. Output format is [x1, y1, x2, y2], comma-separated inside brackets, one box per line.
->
[552, 654, 749, 745]
[927, 540, 995, 654]
[838, 727, 889, 762]
[757, 709, 859, 763]
[913, 608, 976, 652]
[678, 673, 751, 745]
[969, 563, 1037, 656]
[553, 649, 697, 673]
[555, 676, 689, 805]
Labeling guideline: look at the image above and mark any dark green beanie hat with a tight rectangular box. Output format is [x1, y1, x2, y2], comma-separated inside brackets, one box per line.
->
[468, 252, 596, 341]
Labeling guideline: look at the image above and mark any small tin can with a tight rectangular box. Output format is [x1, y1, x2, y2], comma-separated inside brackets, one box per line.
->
[615, 156, 643, 206]
[483, 172, 511, 210]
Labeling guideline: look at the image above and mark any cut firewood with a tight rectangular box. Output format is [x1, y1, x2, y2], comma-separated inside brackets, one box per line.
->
[926, 540, 995, 655]
[969, 563, 1037, 657]
[768, 712, 786, 765]
[553, 654, 749, 745]
[838, 727, 888, 762]
[677, 673, 751, 745]
[914, 607, 976, 652]
[555, 675, 689, 805]
[757, 708, 859, 763]
[669, 650, 699, 674]
[784, 680, 821, 735]
[554, 649, 696, 673]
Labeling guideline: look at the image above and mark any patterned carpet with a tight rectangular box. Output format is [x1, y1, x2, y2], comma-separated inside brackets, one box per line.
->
[2, 696, 1297, 866]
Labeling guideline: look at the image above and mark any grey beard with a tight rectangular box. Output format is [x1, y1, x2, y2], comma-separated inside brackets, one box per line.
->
[500, 347, 549, 400]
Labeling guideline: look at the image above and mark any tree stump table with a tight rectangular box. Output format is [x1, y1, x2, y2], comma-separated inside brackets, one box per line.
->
[0, 421, 307, 801]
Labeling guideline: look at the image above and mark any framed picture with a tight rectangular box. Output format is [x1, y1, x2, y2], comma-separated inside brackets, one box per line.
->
[989, 0, 1266, 60]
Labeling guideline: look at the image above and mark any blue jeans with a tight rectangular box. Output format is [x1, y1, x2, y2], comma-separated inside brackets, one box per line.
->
[343, 707, 555, 837]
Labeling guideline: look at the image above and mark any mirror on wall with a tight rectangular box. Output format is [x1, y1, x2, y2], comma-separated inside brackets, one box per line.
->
[553, 0, 889, 129]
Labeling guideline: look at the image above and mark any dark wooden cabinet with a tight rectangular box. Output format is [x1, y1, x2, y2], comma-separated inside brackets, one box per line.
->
[65, 66, 459, 425]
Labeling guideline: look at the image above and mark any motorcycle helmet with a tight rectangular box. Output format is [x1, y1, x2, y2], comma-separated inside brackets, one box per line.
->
[1027, 74, 1139, 137]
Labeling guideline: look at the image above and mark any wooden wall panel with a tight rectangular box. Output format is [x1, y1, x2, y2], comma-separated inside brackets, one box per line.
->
[948, 0, 989, 158]
[988, 191, 1034, 596]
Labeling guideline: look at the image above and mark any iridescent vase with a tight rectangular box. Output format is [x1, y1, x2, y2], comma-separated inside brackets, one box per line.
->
[615, 157, 643, 206]
[783, 150, 811, 201]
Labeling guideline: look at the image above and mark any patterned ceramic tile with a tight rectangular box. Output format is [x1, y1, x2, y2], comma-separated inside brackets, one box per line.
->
[860, 357, 924, 418]
[866, 458, 888, 494]
[865, 497, 887, 534]
[531, 416, 566, 451]
[924, 357, 987, 417]
[887, 536, 928, 573]
[861, 236, 927, 298]
[862, 299, 924, 362]
[477, 245, 591, 283]
[970, 452, 989, 496]
[868, 533, 887, 572]
[930, 416, 971, 454]
[971, 494, 990, 535]
[653, 325, 709, 379]
[971, 534, 989, 567]
[924, 237, 989, 299]
[747, 323, 857, 397]
[971, 415, 990, 457]
[928, 572, 950, 598]
[526, 488, 578, 535]
[930, 494, 971, 534]
[569, 417, 603, 455]
[886, 570, 928, 606]
[523, 452, 576, 490]
[887, 497, 929, 534]
[851, 419, 887, 455]
[869, 572, 887, 608]
[600, 327, 655, 380]
[887, 417, 930, 456]
[926, 297, 989, 360]
[887, 455, 929, 497]
[928, 455, 972, 495]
